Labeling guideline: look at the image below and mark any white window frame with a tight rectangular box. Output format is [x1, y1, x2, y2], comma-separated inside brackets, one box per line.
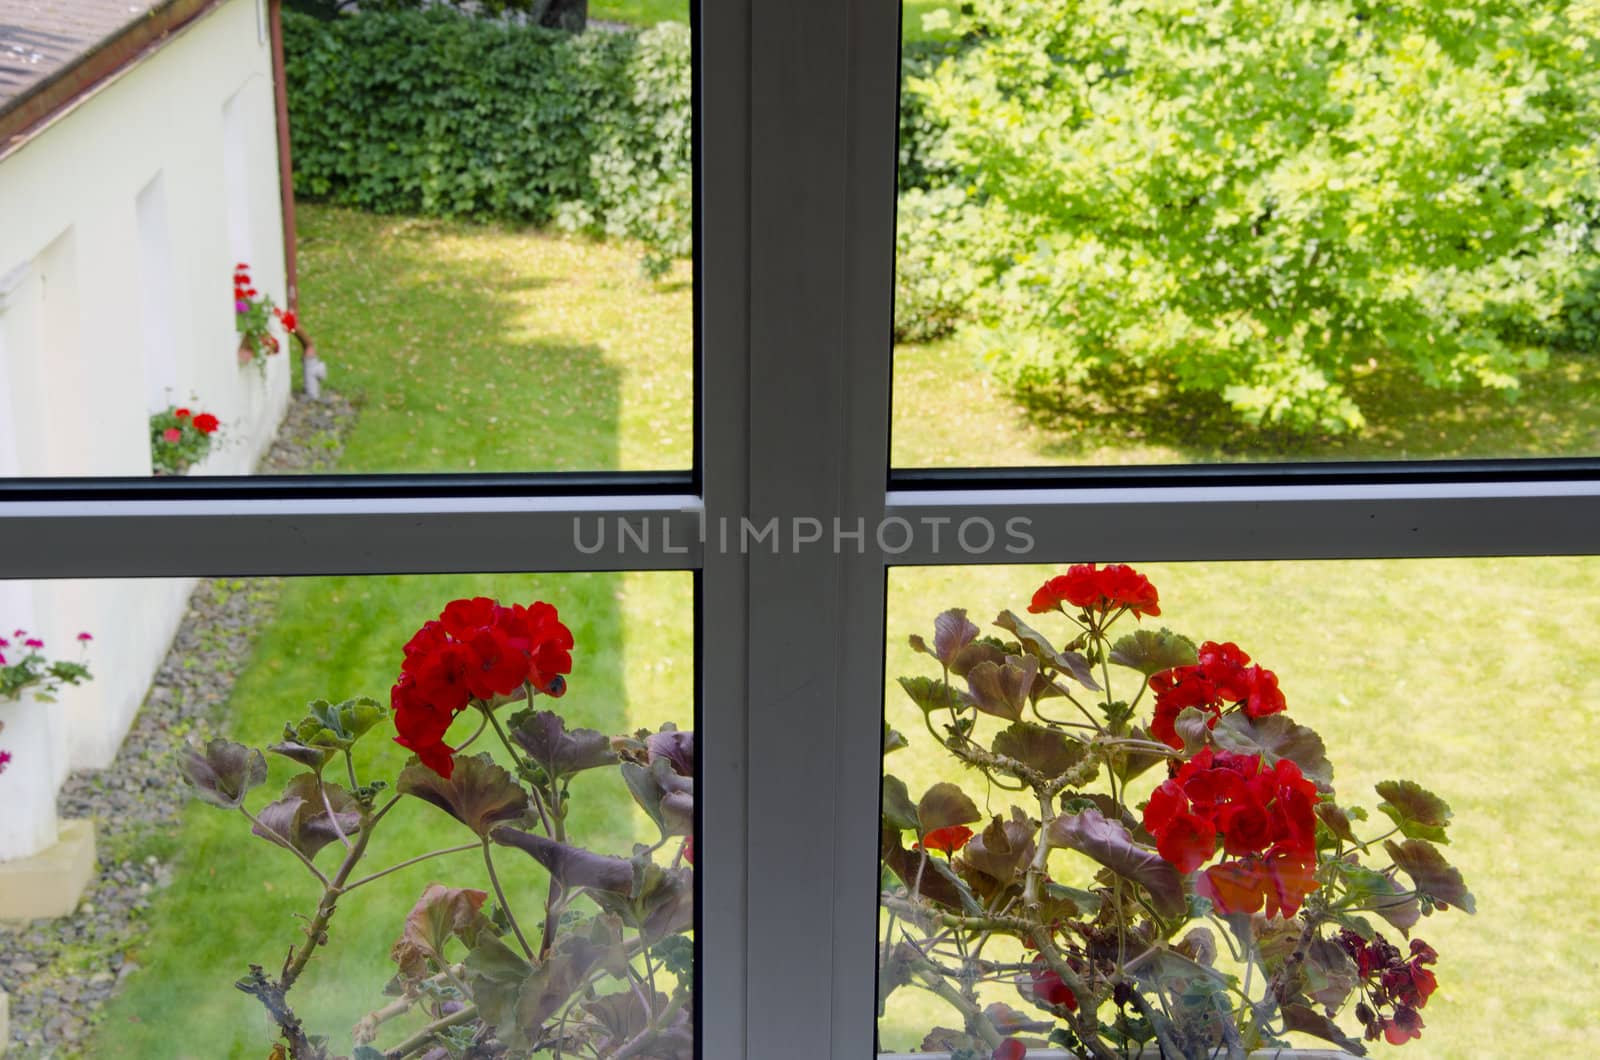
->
[6, 0, 1600, 1056]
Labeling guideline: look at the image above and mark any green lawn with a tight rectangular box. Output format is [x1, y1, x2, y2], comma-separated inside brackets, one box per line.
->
[589, 0, 687, 26]
[87, 203, 1600, 1058]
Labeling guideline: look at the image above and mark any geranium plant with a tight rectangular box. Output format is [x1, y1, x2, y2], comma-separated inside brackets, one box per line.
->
[178, 596, 694, 1060]
[234, 262, 283, 369]
[879, 565, 1472, 1058]
[149, 405, 221, 475]
[1, 629, 92, 702]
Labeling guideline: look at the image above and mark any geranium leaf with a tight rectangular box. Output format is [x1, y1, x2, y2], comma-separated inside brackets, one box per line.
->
[267, 726, 338, 773]
[462, 934, 533, 1047]
[177, 739, 267, 809]
[1108, 725, 1166, 783]
[991, 721, 1087, 779]
[587, 859, 695, 943]
[645, 727, 695, 777]
[883, 723, 909, 754]
[1108, 628, 1198, 676]
[1047, 807, 1186, 918]
[958, 810, 1036, 888]
[251, 775, 362, 860]
[994, 610, 1100, 691]
[1210, 712, 1334, 791]
[962, 655, 1038, 721]
[1280, 1001, 1368, 1056]
[1385, 839, 1476, 914]
[949, 636, 1008, 677]
[391, 884, 490, 981]
[492, 827, 635, 893]
[881, 825, 973, 911]
[1375, 780, 1452, 844]
[621, 758, 694, 838]
[897, 675, 964, 716]
[881, 774, 922, 833]
[1302, 936, 1360, 1008]
[506, 709, 618, 780]
[398, 752, 530, 837]
[294, 697, 386, 751]
[1173, 706, 1214, 755]
[917, 781, 981, 834]
[1315, 802, 1362, 847]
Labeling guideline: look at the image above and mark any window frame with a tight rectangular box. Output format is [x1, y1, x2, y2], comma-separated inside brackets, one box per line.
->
[5, 0, 1600, 1057]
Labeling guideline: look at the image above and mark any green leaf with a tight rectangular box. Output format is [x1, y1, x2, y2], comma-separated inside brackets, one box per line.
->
[1375, 780, 1453, 844]
[1173, 706, 1214, 755]
[883, 723, 909, 755]
[506, 709, 618, 780]
[917, 781, 980, 833]
[1047, 807, 1186, 918]
[619, 758, 694, 838]
[896, 675, 964, 715]
[958, 810, 1035, 888]
[908, 608, 980, 666]
[1210, 712, 1333, 791]
[293, 696, 386, 752]
[1315, 802, 1362, 847]
[991, 721, 1087, 778]
[881, 775, 920, 832]
[1109, 628, 1198, 676]
[1385, 838, 1476, 914]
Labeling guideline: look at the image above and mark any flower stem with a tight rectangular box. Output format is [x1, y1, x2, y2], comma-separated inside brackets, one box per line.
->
[344, 842, 481, 892]
[482, 839, 534, 960]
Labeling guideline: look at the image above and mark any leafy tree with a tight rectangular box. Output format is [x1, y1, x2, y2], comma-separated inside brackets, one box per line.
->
[903, 0, 1600, 431]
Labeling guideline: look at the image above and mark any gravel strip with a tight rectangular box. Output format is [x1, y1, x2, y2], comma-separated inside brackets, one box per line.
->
[0, 390, 358, 1057]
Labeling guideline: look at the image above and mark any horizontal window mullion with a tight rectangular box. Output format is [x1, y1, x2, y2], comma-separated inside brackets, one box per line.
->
[885, 481, 1600, 564]
[0, 495, 704, 576]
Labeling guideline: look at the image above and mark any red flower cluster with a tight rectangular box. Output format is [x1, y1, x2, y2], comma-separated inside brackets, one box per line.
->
[913, 825, 974, 855]
[995, 1040, 1027, 1060]
[1144, 747, 1320, 917]
[232, 263, 258, 303]
[1027, 564, 1160, 618]
[274, 307, 298, 332]
[391, 597, 574, 778]
[170, 408, 220, 435]
[1149, 641, 1286, 750]
[1339, 931, 1438, 1045]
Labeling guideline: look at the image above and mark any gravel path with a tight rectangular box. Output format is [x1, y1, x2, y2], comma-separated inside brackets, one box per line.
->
[0, 390, 358, 1057]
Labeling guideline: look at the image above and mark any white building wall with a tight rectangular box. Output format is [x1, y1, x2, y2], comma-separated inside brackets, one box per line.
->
[0, 0, 290, 790]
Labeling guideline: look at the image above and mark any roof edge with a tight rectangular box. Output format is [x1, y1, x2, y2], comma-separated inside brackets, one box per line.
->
[1, 0, 228, 159]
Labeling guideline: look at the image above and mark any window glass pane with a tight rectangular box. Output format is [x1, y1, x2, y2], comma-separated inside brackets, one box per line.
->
[0, 570, 694, 1057]
[0, 0, 692, 478]
[891, 2, 1600, 468]
[879, 559, 1594, 1056]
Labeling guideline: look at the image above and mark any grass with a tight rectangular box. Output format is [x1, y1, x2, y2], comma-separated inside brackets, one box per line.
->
[589, 0, 688, 25]
[86, 200, 1600, 1057]
[893, 338, 1600, 466]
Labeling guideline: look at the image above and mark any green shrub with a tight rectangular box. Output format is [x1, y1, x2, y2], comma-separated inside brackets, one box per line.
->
[902, 0, 1600, 432]
[283, 10, 689, 273]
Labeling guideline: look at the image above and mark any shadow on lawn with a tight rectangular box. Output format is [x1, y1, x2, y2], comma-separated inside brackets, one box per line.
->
[1007, 352, 1600, 465]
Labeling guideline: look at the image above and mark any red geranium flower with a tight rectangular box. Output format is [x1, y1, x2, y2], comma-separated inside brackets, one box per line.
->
[192, 413, 220, 435]
[392, 596, 577, 776]
[162, 428, 183, 443]
[1028, 563, 1160, 617]
[1027, 956, 1078, 1010]
[684, 836, 695, 866]
[174, 407, 191, 418]
[1154, 810, 1217, 873]
[1148, 641, 1287, 749]
[914, 825, 974, 855]
[996, 1041, 1027, 1060]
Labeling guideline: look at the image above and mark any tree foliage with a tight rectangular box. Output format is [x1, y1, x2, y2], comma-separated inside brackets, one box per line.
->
[900, 0, 1600, 431]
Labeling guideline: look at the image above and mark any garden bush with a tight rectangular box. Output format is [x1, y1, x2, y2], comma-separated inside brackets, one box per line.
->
[283, 10, 690, 275]
[900, 0, 1600, 432]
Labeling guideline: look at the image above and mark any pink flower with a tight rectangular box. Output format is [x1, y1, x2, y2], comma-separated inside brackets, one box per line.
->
[24, 638, 44, 649]
[0, 749, 11, 774]
[235, 299, 249, 313]
[163, 428, 183, 443]
[77, 632, 93, 642]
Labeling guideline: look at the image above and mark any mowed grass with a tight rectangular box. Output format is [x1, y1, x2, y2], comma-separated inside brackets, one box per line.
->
[881, 561, 1600, 1058]
[292, 205, 692, 473]
[893, 337, 1600, 466]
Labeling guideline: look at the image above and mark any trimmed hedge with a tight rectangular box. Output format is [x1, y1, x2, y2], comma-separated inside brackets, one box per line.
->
[283, 10, 690, 275]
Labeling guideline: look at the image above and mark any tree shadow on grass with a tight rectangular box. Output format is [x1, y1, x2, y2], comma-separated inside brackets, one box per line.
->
[1012, 353, 1600, 465]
